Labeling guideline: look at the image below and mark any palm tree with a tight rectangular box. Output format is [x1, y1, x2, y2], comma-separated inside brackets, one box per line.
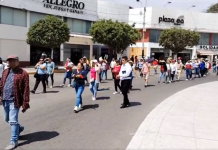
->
[206, 3, 218, 13]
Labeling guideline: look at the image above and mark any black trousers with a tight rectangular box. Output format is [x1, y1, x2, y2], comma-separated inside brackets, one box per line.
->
[114, 79, 121, 92]
[46, 74, 54, 86]
[200, 68, 205, 77]
[121, 79, 131, 105]
[33, 74, 46, 92]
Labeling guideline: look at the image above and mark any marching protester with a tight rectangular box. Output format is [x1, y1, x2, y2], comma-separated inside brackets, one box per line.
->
[98, 57, 103, 83]
[128, 60, 134, 90]
[193, 60, 200, 78]
[205, 59, 210, 75]
[166, 60, 172, 83]
[170, 60, 177, 82]
[31, 58, 47, 94]
[117, 56, 132, 108]
[138, 58, 144, 77]
[101, 59, 108, 81]
[0, 57, 5, 81]
[133, 56, 139, 78]
[185, 60, 193, 80]
[0, 55, 30, 150]
[110, 58, 116, 79]
[176, 59, 183, 81]
[89, 60, 100, 101]
[82, 56, 90, 84]
[158, 59, 167, 83]
[72, 62, 87, 113]
[141, 59, 151, 87]
[153, 59, 158, 75]
[112, 60, 122, 94]
[61, 58, 73, 87]
[200, 59, 206, 77]
[46, 58, 55, 88]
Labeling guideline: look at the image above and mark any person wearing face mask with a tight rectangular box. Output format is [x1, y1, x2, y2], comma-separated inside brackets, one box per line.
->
[31, 58, 47, 93]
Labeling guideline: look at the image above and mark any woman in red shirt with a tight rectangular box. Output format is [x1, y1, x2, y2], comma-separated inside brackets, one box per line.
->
[112, 60, 121, 94]
[153, 59, 158, 74]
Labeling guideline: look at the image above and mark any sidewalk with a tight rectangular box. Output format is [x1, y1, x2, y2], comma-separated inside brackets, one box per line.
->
[126, 81, 218, 150]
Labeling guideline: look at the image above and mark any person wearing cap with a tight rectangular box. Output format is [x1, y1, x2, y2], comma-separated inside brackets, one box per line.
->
[0, 55, 30, 150]
[89, 59, 100, 100]
[158, 59, 167, 83]
[141, 59, 151, 87]
[185, 60, 193, 80]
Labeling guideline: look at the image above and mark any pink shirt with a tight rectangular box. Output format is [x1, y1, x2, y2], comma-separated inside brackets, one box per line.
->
[91, 68, 96, 79]
[142, 63, 151, 74]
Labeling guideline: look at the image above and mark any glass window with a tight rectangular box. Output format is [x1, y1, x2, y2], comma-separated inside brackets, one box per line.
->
[67, 18, 92, 34]
[30, 12, 46, 26]
[212, 34, 218, 45]
[0, 6, 27, 27]
[198, 33, 210, 45]
[0, 7, 13, 25]
[13, 9, 27, 27]
[149, 29, 162, 43]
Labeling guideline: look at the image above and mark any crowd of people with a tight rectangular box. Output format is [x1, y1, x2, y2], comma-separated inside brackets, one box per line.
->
[0, 53, 216, 150]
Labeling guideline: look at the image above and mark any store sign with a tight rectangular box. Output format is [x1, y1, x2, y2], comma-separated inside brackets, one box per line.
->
[43, 0, 85, 14]
[199, 45, 218, 50]
[159, 15, 184, 25]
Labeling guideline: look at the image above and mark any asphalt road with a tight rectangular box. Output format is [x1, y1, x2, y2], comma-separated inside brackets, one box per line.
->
[0, 70, 217, 150]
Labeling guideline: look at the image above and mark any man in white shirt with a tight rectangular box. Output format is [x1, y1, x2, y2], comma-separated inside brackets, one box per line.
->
[116, 56, 132, 108]
[110, 58, 116, 79]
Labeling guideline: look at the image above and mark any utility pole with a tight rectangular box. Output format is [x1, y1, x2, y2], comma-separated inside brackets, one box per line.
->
[142, 6, 145, 59]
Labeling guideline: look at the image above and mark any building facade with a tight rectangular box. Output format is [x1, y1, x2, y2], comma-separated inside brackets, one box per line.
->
[128, 7, 218, 62]
[0, 0, 129, 66]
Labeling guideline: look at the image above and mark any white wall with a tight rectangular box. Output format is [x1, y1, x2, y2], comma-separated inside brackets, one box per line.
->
[129, 7, 218, 32]
[0, 24, 29, 61]
[97, 0, 129, 23]
[0, 0, 98, 21]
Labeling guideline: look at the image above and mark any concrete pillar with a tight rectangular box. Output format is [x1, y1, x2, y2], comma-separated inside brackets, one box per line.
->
[90, 44, 93, 60]
[146, 44, 150, 59]
[60, 44, 64, 65]
[192, 46, 197, 59]
[169, 50, 172, 57]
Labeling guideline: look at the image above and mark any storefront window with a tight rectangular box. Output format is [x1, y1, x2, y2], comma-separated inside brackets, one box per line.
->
[0, 6, 27, 27]
[67, 18, 92, 34]
[198, 33, 210, 45]
[212, 34, 218, 45]
[149, 30, 162, 43]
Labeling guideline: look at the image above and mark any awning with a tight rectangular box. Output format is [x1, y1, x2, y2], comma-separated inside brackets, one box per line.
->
[197, 50, 218, 55]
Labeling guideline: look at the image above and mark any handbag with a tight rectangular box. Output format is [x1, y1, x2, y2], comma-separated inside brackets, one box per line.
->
[34, 69, 39, 79]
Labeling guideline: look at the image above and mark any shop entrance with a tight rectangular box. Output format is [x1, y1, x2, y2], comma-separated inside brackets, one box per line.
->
[71, 49, 82, 65]
[152, 52, 165, 60]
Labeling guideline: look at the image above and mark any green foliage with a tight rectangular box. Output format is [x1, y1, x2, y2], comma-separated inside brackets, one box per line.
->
[206, 3, 218, 13]
[27, 15, 70, 49]
[89, 19, 141, 54]
[159, 28, 200, 54]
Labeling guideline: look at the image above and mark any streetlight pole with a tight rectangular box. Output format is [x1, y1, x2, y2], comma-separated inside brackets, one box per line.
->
[187, 5, 196, 10]
[164, 1, 172, 7]
[137, 0, 148, 59]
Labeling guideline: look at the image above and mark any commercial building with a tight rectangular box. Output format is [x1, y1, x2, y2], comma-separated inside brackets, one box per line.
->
[0, 0, 129, 66]
[128, 7, 218, 62]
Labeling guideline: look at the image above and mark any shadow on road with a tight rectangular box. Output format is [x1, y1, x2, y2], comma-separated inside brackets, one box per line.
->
[130, 102, 142, 107]
[98, 88, 110, 91]
[52, 86, 63, 88]
[147, 85, 155, 87]
[46, 91, 59, 93]
[131, 88, 141, 91]
[19, 131, 59, 146]
[81, 104, 99, 111]
[96, 96, 110, 100]
[100, 81, 108, 83]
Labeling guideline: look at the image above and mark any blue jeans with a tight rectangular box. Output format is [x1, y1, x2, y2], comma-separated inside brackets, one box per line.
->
[186, 69, 192, 79]
[213, 66, 217, 73]
[101, 70, 107, 80]
[63, 71, 72, 85]
[89, 80, 98, 98]
[159, 72, 166, 82]
[3, 100, 21, 143]
[75, 85, 85, 107]
[194, 68, 200, 77]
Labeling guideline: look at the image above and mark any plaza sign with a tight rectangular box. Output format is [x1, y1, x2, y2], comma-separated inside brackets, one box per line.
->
[159, 15, 184, 25]
[42, 0, 85, 14]
[199, 45, 218, 50]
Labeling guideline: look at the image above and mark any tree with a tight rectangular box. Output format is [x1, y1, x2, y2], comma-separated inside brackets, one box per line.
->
[27, 15, 70, 58]
[89, 19, 141, 54]
[159, 28, 200, 59]
[205, 3, 218, 13]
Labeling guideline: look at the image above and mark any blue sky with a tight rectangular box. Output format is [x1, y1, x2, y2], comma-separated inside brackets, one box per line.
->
[105, 0, 217, 12]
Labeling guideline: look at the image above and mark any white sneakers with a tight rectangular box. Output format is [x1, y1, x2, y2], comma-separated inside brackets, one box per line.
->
[92, 96, 96, 101]
[113, 91, 122, 94]
[74, 104, 83, 113]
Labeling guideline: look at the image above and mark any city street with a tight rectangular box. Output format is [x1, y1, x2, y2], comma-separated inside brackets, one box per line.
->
[0, 71, 217, 150]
